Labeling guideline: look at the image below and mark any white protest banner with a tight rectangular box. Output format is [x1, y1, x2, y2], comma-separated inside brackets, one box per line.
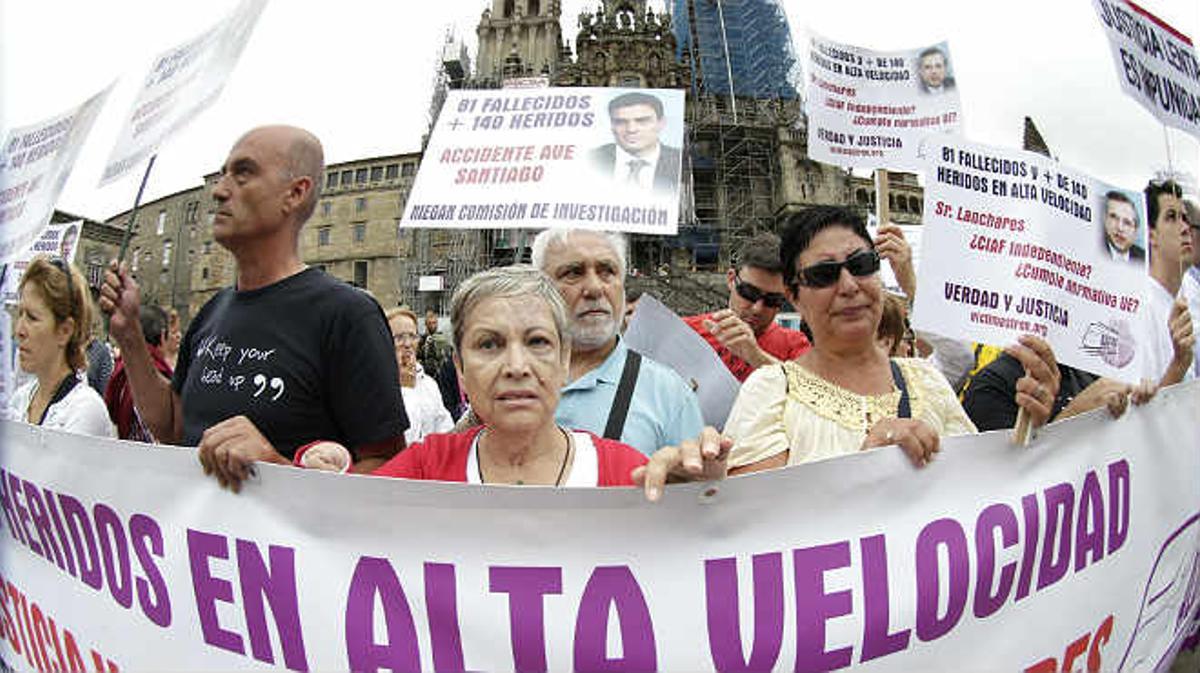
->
[0, 88, 111, 264]
[1093, 0, 1200, 139]
[805, 33, 962, 171]
[911, 137, 1155, 383]
[1, 220, 83, 306]
[100, 0, 268, 185]
[622, 293, 739, 429]
[0, 304, 11, 417]
[1, 382, 1198, 671]
[404, 87, 684, 235]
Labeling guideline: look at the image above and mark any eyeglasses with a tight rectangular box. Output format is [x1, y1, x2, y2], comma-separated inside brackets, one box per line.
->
[47, 257, 75, 302]
[793, 249, 880, 289]
[734, 273, 788, 309]
[393, 333, 419, 345]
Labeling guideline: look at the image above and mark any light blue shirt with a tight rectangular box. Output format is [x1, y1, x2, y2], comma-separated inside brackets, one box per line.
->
[556, 339, 705, 456]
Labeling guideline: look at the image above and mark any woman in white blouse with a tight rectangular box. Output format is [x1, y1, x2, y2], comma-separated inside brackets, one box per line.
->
[725, 207, 1059, 472]
[8, 256, 114, 437]
[386, 307, 454, 444]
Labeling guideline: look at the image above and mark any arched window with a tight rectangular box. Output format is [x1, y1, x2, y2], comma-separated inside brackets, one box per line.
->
[909, 196, 921, 213]
[527, 0, 539, 15]
[503, 0, 514, 17]
[855, 189, 868, 204]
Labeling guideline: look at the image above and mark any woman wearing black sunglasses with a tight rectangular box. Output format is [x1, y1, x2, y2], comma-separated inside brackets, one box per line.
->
[724, 206, 1060, 471]
[6, 256, 114, 436]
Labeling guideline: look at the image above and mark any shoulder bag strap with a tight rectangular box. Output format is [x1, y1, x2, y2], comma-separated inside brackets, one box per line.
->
[889, 360, 911, 419]
[603, 350, 642, 440]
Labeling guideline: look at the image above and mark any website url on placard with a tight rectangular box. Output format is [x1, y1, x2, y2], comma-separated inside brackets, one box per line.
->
[970, 310, 1048, 337]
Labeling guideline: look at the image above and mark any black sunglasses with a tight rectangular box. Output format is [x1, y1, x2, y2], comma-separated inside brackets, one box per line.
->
[47, 256, 76, 301]
[794, 249, 880, 289]
[734, 273, 788, 308]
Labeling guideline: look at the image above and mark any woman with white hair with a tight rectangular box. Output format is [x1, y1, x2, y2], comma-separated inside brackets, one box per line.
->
[299, 265, 727, 499]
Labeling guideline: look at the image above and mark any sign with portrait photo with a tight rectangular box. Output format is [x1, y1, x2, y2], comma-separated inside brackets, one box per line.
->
[805, 33, 963, 171]
[912, 137, 1155, 384]
[0, 220, 83, 306]
[403, 87, 685, 235]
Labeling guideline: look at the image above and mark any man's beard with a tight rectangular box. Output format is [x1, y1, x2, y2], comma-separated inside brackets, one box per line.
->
[571, 298, 623, 351]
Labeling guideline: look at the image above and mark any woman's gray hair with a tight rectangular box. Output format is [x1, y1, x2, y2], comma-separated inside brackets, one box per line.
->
[449, 265, 571, 355]
[530, 228, 628, 277]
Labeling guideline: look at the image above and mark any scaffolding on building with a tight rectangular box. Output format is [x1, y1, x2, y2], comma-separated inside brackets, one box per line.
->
[667, 0, 804, 270]
[673, 0, 799, 102]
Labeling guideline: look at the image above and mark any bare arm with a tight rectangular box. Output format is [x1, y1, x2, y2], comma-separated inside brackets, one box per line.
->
[729, 452, 788, 475]
[97, 262, 183, 443]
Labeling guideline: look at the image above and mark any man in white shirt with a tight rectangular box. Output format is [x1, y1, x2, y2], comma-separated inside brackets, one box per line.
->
[588, 92, 681, 194]
[1182, 198, 1200, 377]
[1134, 180, 1194, 387]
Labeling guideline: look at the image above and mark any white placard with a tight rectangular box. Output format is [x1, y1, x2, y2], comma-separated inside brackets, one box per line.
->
[1, 220, 83, 306]
[622, 293, 740, 429]
[100, 0, 268, 184]
[1093, 0, 1200, 139]
[403, 87, 685, 234]
[1, 381, 1198, 670]
[0, 305, 11, 416]
[912, 137, 1153, 383]
[805, 33, 962, 171]
[0, 88, 111, 263]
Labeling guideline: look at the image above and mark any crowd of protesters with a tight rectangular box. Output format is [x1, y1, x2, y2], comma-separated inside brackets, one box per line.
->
[4, 125, 1196, 503]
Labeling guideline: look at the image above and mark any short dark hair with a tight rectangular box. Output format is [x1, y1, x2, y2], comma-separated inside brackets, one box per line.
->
[778, 206, 872, 289]
[1105, 190, 1133, 208]
[918, 47, 946, 62]
[608, 92, 663, 120]
[140, 305, 168, 347]
[734, 232, 783, 274]
[1144, 179, 1182, 229]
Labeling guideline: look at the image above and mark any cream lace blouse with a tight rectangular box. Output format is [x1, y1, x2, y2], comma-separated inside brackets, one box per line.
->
[725, 358, 976, 467]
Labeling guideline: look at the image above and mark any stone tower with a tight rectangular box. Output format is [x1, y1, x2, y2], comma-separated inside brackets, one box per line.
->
[556, 0, 689, 88]
[475, 0, 564, 85]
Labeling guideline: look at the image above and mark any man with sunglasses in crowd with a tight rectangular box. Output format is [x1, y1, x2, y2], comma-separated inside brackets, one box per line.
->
[684, 233, 811, 382]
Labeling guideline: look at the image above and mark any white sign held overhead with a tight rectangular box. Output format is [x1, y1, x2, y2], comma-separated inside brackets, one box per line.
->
[912, 137, 1156, 384]
[805, 33, 963, 171]
[1092, 0, 1200, 139]
[0, 87, 111, 264]
[622, 293, 741, 429]
[100, 0, 268, 185]
[1, 220, 84, 306]
[404, 87, 685, 235]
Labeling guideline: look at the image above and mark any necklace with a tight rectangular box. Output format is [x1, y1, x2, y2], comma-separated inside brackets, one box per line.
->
[477, 427, 572, 486]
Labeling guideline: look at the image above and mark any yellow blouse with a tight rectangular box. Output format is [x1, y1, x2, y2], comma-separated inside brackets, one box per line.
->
[725, 358, 977, 467]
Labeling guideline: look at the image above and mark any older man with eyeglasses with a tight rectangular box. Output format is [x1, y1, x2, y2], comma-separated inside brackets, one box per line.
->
[683, 232, 811, 381]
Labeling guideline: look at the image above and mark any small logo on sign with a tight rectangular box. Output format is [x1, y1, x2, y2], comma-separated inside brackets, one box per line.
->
[1080, 320, 1136, 368]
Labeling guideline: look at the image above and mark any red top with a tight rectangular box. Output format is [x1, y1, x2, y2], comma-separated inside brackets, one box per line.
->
[371, 426, 647, 487]
[683, 313, 811, 382]
[104, 345, 173, 440]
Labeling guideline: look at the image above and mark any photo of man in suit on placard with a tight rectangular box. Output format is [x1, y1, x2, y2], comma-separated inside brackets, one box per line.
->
[916, 46, 956, 95]
[589, 91, 682, 194]
[1102, 190, 1147, 264]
